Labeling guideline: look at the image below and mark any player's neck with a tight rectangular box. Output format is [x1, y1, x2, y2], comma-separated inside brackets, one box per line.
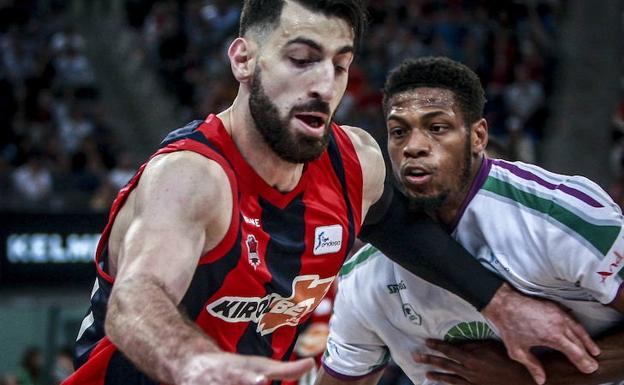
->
[434, 155, 484, 228]
[218, 101, 304, 193]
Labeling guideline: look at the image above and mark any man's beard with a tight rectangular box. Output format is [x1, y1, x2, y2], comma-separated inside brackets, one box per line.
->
[407, 135, 473, 213]
[248, 67, 331, 163]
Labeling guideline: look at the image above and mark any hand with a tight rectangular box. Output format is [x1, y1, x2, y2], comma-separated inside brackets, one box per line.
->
[175, 353, 315, 385]
[481, 283, 600, 385]
[414, 339, 533, 385]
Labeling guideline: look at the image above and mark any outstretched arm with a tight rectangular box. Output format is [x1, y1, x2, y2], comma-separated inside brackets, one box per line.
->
[105, 152, 313, 385]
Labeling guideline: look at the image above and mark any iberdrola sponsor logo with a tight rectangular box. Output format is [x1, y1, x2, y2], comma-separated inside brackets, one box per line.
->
[444, 321, 496, 343]
[207, 275, 335, 335]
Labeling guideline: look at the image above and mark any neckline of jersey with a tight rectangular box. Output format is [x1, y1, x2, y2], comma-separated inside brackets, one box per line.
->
[204, 114, 310, 208]
[449, 156, 493, 232]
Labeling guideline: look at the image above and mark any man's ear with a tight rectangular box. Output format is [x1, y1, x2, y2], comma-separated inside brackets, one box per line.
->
[471, 118, 488, 155]
[228, 37, 256, 83]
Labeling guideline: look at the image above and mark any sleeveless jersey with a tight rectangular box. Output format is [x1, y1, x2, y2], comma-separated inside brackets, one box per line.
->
[64, 114, 363, 385]
[323, 157, 624, 385]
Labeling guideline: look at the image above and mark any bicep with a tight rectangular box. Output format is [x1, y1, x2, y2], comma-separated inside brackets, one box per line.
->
[314, 367, 383, 385]
[114, 152, 232, 303]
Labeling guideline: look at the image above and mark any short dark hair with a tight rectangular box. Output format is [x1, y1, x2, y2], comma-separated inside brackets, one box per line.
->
[239, 0, 366, 50]
[383, 57, 486, 126]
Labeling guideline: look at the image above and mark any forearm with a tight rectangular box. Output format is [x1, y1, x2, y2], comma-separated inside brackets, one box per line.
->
[105, 275, 220, 383]
[543, 328, 624, 385]
[360, 185, 503, 310]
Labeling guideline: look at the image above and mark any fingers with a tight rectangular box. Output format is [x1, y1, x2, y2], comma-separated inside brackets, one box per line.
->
[507, 347, 545, 385]
[413, 352, 463, 374]
[262, 357, 315, 381]
[425, 339, 469, 362]
[544, 332, 598, 374]
[426, 372, 472, 385]
[567, 318, 601, 357]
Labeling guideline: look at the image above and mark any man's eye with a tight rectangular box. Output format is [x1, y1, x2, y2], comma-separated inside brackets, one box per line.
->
[290, 58, 314, 66]
[430, 125, 448, 133]
[389, 127, 406, 138]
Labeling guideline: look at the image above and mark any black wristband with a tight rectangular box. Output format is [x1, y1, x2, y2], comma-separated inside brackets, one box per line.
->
[360, 185, 503, 310]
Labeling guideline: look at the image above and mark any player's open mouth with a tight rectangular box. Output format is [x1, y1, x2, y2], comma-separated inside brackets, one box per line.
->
[294, 113, 327, 137]
[403, 167, 432, 185]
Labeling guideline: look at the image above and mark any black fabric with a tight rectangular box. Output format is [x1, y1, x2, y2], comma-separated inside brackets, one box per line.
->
[105, 351, 158, 385]
[360, 185, 503, 310]
[74, 248, 113, 369]
[180, 229, 243, 321]
[326, 130, 357, 261]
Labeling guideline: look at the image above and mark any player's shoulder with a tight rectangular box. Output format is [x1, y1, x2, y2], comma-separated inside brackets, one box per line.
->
[339, 125, 386, 210]
[137, 151, 232, 219]
[339, 125, 379, 152]
[487, 158, 619, 213]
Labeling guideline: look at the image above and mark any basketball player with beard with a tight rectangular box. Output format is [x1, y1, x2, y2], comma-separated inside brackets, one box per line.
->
[63, 3, 601, 385]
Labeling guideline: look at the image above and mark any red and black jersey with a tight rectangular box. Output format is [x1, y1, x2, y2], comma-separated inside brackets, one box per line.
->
[63, 115, 363, 385]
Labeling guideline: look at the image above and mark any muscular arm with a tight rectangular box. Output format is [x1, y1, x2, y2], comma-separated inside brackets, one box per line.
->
[105, 152, 231, 383]
[314, 367, 383, 385]
[105, 152, 313, 384]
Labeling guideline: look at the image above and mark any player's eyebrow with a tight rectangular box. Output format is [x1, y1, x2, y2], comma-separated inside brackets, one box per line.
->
[386, 114, 411, 128]
[286, 37, 353, 56]
[420, 111, 450, 120]
[387, 111, 450, 127]
[286, 37, 323, 52]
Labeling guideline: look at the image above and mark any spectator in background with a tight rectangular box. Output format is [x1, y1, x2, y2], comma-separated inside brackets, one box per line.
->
[15, 346, 43, 385]
[0, 374, 18, 385]
[57, 104, 94, 154]
[609, 93, 624, 210]
[108, 151, 135, 191]
[51, 346, 74, 385]
[11, 149, 52, 203]
[504, 64, 545, 162]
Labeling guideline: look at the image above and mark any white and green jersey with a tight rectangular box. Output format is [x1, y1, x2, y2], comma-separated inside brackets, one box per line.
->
[323, 158, 624, 385]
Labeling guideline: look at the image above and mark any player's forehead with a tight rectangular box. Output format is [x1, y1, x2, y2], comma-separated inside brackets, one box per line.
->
[268, 1, 355, 53]
[388, 88, 460, 120]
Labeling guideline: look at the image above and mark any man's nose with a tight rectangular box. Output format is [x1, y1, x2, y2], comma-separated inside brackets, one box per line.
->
[308, 60, 336, 102]
[403, 129, 431, 158]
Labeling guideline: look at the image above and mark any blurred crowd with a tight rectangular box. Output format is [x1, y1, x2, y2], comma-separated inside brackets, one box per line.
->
[0, 346, 73, 385]
[0, 0, 134, 212]
[0, 0, 563, 212]
[608, 85, 624, 208]
[125, 0, 560, 163]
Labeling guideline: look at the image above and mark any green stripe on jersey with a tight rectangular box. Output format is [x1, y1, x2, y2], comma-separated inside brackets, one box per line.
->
[483, 177, 620, 256]
[340, 245, 379, 277]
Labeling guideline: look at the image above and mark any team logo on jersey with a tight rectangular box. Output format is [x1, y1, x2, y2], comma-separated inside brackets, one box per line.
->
[246, 234, 261, 269]
[444, 321, 496, 343]
[597, 251, 624, 283]
[206, 275, 335, 335]
[402, 303, 422, 325]
[313, 225, 342, 255]
[387, 280, 407, 294]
